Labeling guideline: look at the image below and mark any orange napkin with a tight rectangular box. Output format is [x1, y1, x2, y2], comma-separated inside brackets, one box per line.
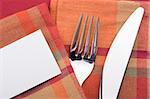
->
[0, 3, 86, 99]
[50, 0, 150, 99]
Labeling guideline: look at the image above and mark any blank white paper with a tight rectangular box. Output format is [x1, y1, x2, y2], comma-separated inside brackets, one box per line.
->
[0, 29, 61, 99]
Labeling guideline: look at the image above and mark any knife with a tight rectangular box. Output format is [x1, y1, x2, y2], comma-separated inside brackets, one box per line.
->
[100, 7, 144, 99]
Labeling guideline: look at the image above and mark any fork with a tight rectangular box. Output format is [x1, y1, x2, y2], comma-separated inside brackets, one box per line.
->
[69, 15, 99, 86]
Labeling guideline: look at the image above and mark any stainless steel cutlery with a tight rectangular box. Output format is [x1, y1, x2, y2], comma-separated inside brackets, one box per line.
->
[69, 7, 144, 99]
[100, 7, 144, 99]
[69, 15, 99, 85]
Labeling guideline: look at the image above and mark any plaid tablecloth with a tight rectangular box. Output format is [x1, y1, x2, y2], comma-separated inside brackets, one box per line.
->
[50, 0, 150, 99]
[0, 3, 86, 99]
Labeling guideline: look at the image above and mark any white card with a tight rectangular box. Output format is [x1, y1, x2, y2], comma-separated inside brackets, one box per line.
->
[0, 30, 61, 99]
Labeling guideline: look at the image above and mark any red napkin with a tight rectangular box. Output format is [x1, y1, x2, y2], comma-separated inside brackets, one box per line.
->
[0, 0, 50, 19]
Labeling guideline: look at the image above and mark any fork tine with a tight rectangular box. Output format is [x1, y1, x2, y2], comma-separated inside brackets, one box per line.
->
[70, 15, 83, 52]
[83, 16, 94, 59]
[89, 17, 99, 63]
[77, 16, 88, 58]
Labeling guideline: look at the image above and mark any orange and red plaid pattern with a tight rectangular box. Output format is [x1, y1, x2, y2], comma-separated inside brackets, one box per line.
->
[0, 3, 86, 99]
[50, 0, 150, 99]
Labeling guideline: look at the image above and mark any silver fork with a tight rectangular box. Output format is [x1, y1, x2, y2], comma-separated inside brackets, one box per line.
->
[69, 15, 99, 86]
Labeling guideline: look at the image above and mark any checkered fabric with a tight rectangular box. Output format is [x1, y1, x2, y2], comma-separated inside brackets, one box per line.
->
[50, 0, 150, 99]
[0, 3, 86, 99]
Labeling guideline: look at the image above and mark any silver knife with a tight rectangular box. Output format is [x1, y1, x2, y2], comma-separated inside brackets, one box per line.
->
[100, 7, 144, 99]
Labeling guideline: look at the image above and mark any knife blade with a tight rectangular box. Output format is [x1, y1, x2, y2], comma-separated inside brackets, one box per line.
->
[100, 7, 144, 99]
